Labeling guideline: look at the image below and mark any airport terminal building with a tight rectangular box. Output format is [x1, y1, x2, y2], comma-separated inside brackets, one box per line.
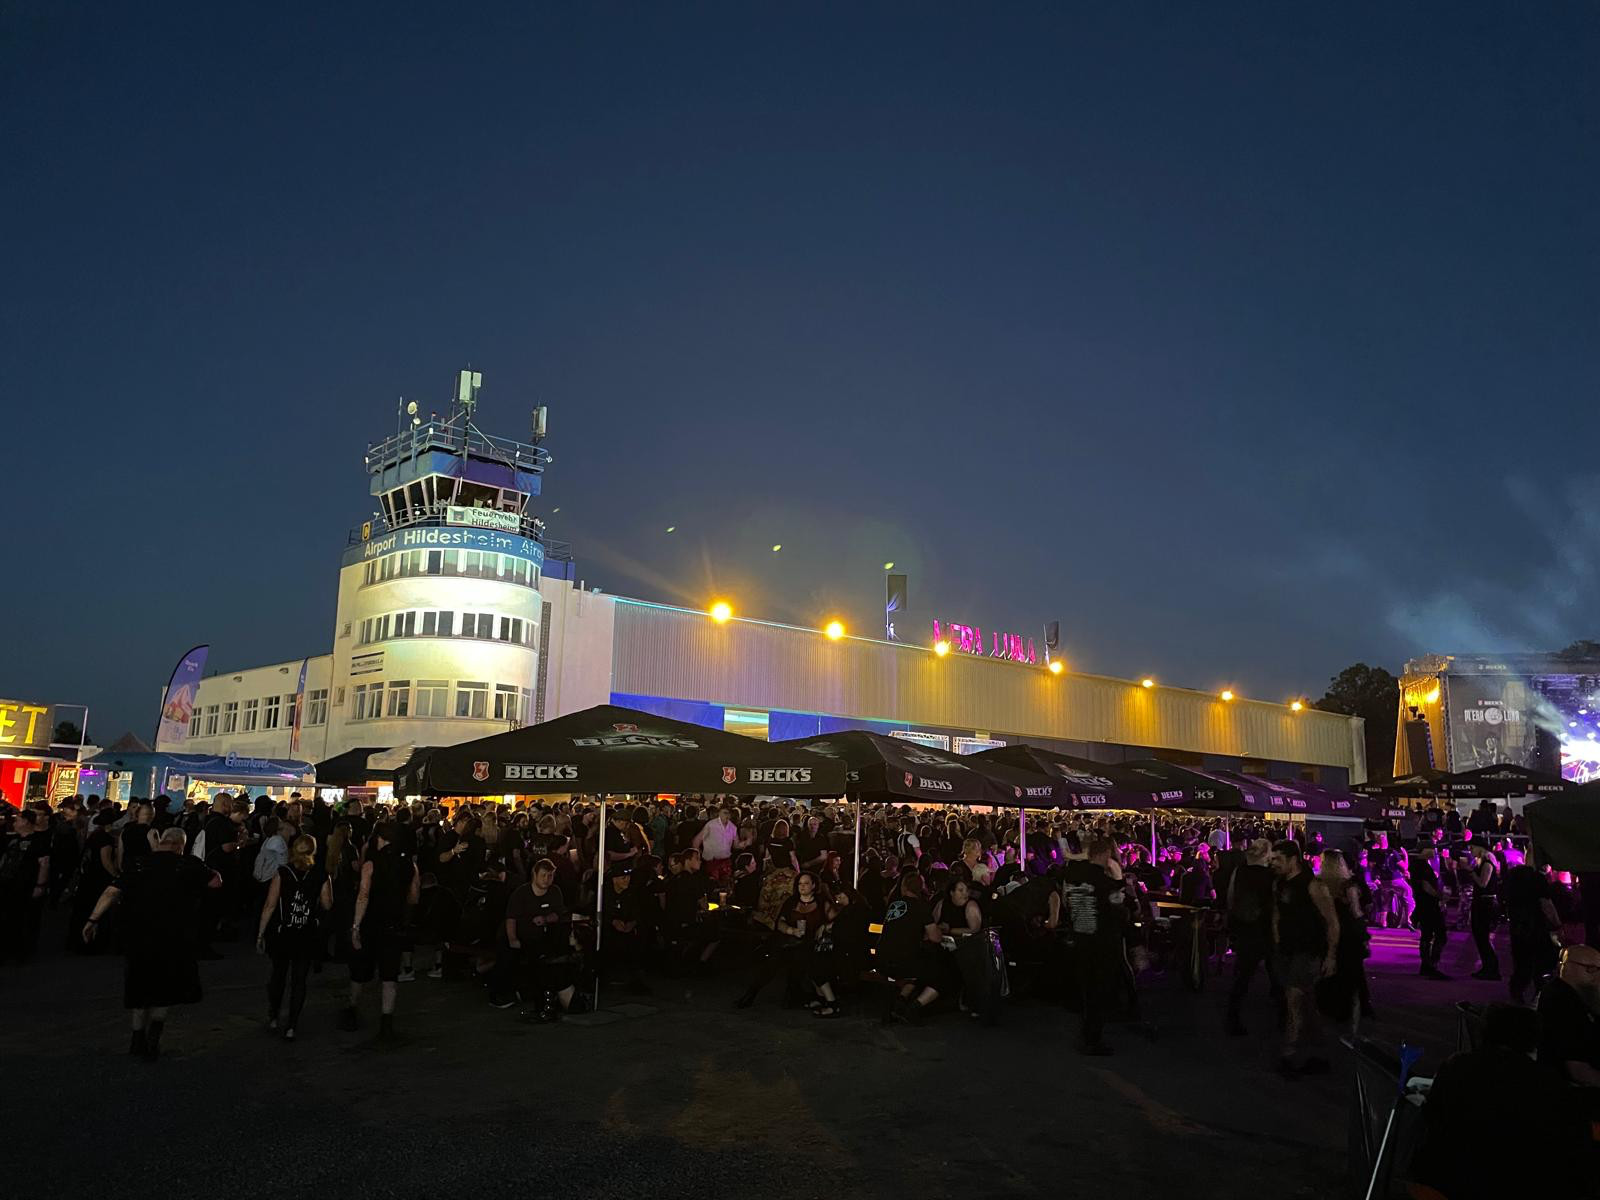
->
[155, 374, 1367, 793]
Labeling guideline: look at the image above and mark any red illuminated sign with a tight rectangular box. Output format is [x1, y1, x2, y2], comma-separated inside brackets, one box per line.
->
[931, 620, 1038, 665]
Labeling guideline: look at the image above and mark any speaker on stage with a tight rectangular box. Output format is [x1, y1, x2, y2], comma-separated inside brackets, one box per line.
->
[1530, 725, 1561, 775]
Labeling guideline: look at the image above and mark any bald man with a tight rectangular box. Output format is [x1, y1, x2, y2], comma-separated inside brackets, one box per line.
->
[1537, 944, 1600, 1089]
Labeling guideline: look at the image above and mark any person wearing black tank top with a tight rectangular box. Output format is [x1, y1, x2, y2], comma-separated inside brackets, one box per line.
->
[1270, 840, 1340, 1078]
[343, 823, 419, 1042]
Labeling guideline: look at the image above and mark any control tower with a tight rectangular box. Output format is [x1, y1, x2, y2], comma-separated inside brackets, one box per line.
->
[326, 370, 553, 752]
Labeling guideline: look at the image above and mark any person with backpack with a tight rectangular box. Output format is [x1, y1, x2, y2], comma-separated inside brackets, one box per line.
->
[255, 834, 332, 1040]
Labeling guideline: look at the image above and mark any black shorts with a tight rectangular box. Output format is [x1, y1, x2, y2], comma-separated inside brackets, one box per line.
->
[348, 926, 405, 984]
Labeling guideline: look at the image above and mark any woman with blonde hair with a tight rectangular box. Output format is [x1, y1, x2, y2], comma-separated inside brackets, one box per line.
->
[256, 834, 333, 1040]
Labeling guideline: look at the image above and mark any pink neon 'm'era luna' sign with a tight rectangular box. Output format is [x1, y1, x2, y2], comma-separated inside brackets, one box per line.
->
[932, 620, 1038, 665]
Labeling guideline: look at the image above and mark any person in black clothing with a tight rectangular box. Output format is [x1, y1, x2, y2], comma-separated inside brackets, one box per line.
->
[499, 858, 578, 1020]
[0, 809, 52, 964]
[736, 871, 824, 1009]
[342, 823, 419, 1041]
[664, 848, 720, 972]
[1224, 839, 1281, 1035]
[82, 827, 220, 1059]
[47, 801, 82, 905]
[1411, 848, 1449, 980]
[117, 802, 156, 874]
[1270, 840, 1340, 1078]
[1537, 944, 1600, 1091]
[69, 808, 120, 953]
[1062, 837, 1127, 1055]
[255, 834, 332, 1039]
[1501, 851, 1560, 1005]
[1411, 1004, 1587, 1199]
[877, 871, 942, 1022]
[1466, 843, 1502, 980]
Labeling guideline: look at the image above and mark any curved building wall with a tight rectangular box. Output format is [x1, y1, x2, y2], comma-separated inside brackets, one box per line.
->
[324, 539, 545, 757]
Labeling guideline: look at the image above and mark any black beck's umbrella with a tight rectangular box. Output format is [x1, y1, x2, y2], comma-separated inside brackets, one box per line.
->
[315, 746, 395, 788]
[774, 731, 1048, 806]
[1440, 763, 1574, 799]
[398, 704, 846, 797]
[973, 745, 1166, 810]
[1353, 770, 1448, 799]
[1525, 786, 1600, 870]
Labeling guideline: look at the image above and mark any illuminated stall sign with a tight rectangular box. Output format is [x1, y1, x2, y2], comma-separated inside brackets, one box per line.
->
[931, 620, 1038, 665]
[0, 699, 54, 751]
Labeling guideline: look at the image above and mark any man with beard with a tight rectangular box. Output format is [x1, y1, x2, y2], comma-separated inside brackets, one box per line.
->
[1537, 944, 1600, 1090]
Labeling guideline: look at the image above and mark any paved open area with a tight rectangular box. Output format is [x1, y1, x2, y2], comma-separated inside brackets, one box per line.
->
[2, 915, 1510, 1200]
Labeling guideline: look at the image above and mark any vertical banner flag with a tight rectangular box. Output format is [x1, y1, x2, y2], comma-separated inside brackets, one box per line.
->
[885, 574, 908, 641]
[289, 657, 309, 754]
[155, 645, 210, 747]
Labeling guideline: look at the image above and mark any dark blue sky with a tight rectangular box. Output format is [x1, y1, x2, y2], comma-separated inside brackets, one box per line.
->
[5, 3, 1598, 741]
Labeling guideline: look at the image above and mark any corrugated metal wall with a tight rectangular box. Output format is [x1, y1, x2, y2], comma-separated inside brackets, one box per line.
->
[611, 602, 1362, 774]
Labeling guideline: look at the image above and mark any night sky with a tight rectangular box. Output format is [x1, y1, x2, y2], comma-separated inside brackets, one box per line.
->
[5, 4, 1598, 743]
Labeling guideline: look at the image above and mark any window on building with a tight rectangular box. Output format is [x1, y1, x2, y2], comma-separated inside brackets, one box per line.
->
[422, 610, 438, 637]
[404, 550, 422, 577]
[351, 684, 370, 721]
[437, 610, 454, 637]
[386, 681, 410, 718]
[455, 681, 488, 719]
[306, 688, 328, 726]
[415, 679, 449, 718]
[395, 611, 416, 638]
[222, 701, 238, 734]
[203, 705, 219, 737]
[464, 550, 483, 577]
[497, 615, 513, 642]
[286, 694, 300, 730]
[378, 613, 391, 641]
[426, 550, 443, 575]
[444, 549, 459, 574]
[263, 695, 281, 730]
[242, 698, 259, 732]
[190, 710, 203, 737]
[494, 684, 520, 723]
[364, 561, 376, 586]
[380, 556, 397, 581]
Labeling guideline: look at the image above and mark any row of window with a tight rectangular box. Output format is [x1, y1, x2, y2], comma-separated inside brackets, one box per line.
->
[349, 679, 532, 725]
[358, 609, 537, 648]
[191, 689, 330, 737]
[361, 549, 539, 589]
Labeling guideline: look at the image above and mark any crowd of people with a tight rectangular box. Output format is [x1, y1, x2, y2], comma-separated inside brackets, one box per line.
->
[1, 789, 1596, 1099]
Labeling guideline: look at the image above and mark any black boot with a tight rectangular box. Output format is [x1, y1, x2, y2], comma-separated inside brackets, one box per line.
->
[129, 1028, 147, 1057]
[378, 1013, 397, 1042]
[143, 1020, 164, 1060]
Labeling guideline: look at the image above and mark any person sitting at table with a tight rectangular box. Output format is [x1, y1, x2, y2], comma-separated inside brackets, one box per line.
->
[959, 838, 994, 888]
[1537, 944, 1600, 1092]
[934, 877, 983, 939]
[1410, 1004, 1586, 1199]
[878, 872, 945, 1023]
[804, 893, 853, 1019]
[735, 871, 822, 1009]
[663, 848, 720, 974]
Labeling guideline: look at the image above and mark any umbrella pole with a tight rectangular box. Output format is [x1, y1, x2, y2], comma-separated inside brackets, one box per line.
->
[852, 794, 862, 888]
[1019, 807, 1026, 868]
[1222, 814, 1231, 851]
[593, 794, 607, 1012]
[1149, 810, 1157, 863]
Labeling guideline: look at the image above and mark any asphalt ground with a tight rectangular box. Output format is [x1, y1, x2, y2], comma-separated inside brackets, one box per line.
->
[0, 912, 1505, 1200]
